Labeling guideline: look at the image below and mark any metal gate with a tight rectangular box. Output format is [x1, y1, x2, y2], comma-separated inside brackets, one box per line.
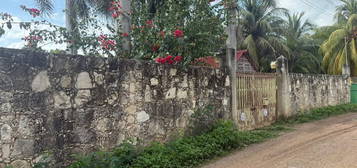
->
[236, 73, 277, 130]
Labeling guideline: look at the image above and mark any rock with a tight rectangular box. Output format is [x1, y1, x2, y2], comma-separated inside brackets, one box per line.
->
[76, 72, 93, 89]
[75, 90, 91, 106]
[31, 71, 51, 92]
[177, 89, 188, 99]
[11, 139, 34, 158]
[137, 111, 150, 123]
[125, 105, 137, 114]
[2, 144, 10, 160]
[170, 69, 177, 76]
[54, 91, 71, 109]
[60, 75, 72, 88]
[10, 160, 31, 168]
[0, 124, 12, 141]
[150, 78, 159, 86]
[165, 88, 176, 99]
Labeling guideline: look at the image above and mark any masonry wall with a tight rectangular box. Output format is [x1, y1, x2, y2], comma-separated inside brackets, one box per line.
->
[288, 73, 350, 115]
[0, 48, 231, 168]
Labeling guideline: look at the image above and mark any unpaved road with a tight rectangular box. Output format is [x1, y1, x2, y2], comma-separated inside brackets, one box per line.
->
[203, 113, 357, 168]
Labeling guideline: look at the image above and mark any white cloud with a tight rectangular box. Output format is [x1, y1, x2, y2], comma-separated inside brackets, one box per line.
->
[277, 0, 340, 26]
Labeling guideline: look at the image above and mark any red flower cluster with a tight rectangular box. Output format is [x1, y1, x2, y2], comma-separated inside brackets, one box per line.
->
[151, 45, 160, 52]
[20, 5, 41, 17]
[159, 31, 165, 38]
[194, 56, 220, 68]
[23, 35, 42, 41]
[155, 55, 183, 64]
[29, 8, 40, 17]
[109, 1, 122, 18]
[174, 29, 184, 38]
[146, 20, 153, 26]
[98, 35, 116, 50]
[122, 32, 129, 37]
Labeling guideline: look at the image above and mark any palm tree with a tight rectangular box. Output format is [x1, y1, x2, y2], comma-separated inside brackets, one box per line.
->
[282, 12, 322, 73]
[335, 0, 357, 23]
[35, 0, 102, 54]
[238, 0, 289, 72]
[321, 14, 357, 76]
[35, 0, 165, 53]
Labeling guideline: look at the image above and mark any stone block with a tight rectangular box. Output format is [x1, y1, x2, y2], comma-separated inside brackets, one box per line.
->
[76, 72, 93, 89]
[31, 71, 50, 92]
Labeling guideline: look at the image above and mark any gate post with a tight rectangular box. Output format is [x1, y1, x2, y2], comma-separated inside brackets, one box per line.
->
[276, 56, 291, 118]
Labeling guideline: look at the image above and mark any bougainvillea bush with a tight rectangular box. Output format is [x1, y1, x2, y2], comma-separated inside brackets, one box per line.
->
[131, 0, 226, 65]
[0, 0, 226, 66]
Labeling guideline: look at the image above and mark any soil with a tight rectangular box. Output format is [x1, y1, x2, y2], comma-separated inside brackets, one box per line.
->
[202, 113, 357, 168]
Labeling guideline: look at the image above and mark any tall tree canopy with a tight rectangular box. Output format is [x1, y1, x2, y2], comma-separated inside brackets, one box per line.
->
[239, 0, 289, 71]
[335, 0, 357, 23]
[282, 12, 322, 73]
[321, 14, 357, 76]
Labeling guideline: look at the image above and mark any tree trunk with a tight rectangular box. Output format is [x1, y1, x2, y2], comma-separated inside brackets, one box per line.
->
[119, 0, 132, 53]
[65, 0, 78, 55]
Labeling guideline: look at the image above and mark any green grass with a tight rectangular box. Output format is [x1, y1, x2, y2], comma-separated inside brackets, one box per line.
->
[65, 104, 357, 168]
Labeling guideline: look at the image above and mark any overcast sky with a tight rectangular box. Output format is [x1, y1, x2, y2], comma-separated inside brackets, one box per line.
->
[0, 0, 341, 50]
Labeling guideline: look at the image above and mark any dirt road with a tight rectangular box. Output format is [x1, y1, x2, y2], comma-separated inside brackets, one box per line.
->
[203, 113, 357, 168]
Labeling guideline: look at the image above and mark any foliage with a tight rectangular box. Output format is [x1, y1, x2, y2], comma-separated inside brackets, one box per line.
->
[68, 142, 138, 168]
[68, 120, 279, 168]
[131, 0, 225, 65]
[335, 0, 357, 24]
[187, 105, 217, 136]
[282, 12, 323, 73]
[278, 104, 357, 125]
[321, 14, 357, 76]
[238, 0, 290, 72]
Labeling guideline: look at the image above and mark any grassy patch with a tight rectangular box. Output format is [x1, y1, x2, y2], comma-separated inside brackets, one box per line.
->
[66, 104, 357, 168]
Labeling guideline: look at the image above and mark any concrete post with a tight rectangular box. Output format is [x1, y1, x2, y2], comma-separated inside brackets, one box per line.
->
[226, 1, 238, 125]
[276, 56, 291, 119]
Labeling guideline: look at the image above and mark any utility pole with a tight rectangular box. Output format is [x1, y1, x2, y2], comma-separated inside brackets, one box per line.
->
[226, 0, 238, 125]
[343, 37, 351, 76]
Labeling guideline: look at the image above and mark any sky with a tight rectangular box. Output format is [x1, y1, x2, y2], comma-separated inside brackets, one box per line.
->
[0, 0, 341, 50]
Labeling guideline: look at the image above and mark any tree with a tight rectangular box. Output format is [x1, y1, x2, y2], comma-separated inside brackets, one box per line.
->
[335, 0, 357, 23]
[239, 0, 289, 71]
[321, 14, 357, 76]
[282, 12, 322, 73]
[35, 0, 102, 54]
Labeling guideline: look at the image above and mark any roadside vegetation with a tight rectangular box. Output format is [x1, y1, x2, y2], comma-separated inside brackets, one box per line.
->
[30, 104, 355, 168]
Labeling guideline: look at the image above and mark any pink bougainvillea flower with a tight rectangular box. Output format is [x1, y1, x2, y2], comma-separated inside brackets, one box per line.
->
[112, 12, 119, 18]
[151, 45, 160, 52]
[165, 55, 173, 60]
[146, 20, 153, 25]
[98, 35, 116, 50]
[167, 59, 174, 64]
[155, 57, 163, 63]
[122, 33, 129, 37]
[159, 31, 165, 38]
[174, 55, 183, 62]
[173, 29, 184, 38]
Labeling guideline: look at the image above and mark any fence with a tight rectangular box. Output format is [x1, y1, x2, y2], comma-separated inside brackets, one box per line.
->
[236, 73, 277, 130]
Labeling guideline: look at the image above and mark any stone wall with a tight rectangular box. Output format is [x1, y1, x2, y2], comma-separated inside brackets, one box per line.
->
[288, 73, 350, 115]
[0, 48, 231, 167]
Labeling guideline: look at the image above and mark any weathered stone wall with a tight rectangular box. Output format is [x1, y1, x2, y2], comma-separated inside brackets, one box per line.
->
[288, 73, 350, 115]
[0, 48, 231, 167]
